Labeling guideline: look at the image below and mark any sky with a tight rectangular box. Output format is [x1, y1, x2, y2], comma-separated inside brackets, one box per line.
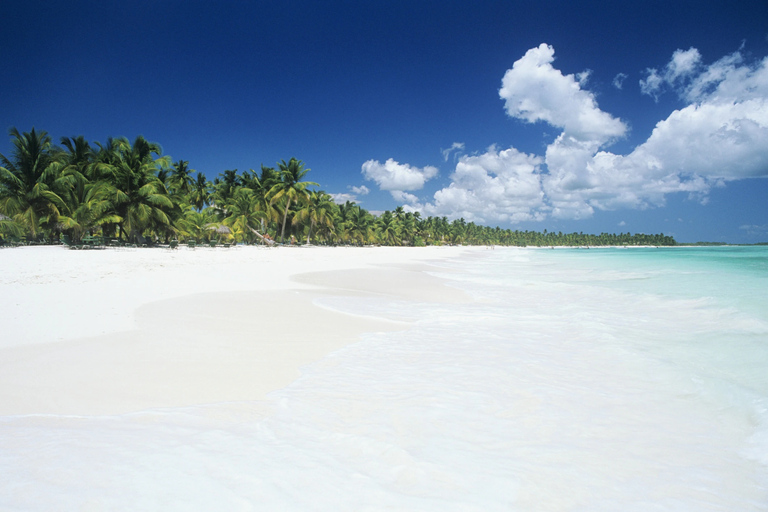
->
[2, 0, 767, 243]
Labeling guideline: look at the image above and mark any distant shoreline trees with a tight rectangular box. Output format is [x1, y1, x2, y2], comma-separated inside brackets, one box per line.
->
[0, 128, 677, 247]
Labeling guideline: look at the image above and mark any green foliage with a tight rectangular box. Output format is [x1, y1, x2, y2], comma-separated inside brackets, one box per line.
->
[0, 127, 679, 248]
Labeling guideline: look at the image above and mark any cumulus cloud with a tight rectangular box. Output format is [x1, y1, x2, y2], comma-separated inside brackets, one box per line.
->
[329, 192, 359, 204]
[640, 47, 703, 100]
[684, 50, 767, 103]
[541, 45, 768, 216]
[390, 190, 421, 204]
[329, 185, 371, 205]
[418, 146, 547, 224]
[367, 44, 768, 225]
[499, 43, 627, 143]
[362, 158, 438, 191]
[639, 69, 664, 100]
[350, 185, 370, 195]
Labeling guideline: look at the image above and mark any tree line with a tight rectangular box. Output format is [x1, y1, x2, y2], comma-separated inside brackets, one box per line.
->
[0, 128, 677, 247]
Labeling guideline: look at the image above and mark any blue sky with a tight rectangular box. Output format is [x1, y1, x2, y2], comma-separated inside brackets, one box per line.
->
[2, 0, 767, 243]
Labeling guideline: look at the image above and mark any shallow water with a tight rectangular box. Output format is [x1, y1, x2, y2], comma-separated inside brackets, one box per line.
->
[1, 247, 767, 510]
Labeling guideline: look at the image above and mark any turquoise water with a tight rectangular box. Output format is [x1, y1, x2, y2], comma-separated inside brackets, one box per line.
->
[546, 246, 768, 315]
[523, 247, 768, 401]
[1, 247, 767, 510]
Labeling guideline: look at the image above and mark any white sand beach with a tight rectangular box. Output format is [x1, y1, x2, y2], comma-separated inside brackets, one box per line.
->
[0, 245, 472, 416]
[3, 245, 767, 511]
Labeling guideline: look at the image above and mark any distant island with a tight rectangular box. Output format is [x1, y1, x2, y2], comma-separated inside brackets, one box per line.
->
[1, 128, 676, 248]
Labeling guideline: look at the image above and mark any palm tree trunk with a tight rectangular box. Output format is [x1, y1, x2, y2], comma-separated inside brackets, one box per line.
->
[279, 198, 291, 243]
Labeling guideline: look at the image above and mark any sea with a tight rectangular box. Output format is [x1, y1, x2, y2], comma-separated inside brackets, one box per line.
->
[1, 246, 767, 511]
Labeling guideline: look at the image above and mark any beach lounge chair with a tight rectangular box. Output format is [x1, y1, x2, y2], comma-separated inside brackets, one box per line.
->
[169, 240, 179, 249]
[62, 234, 84, 250]
[81, 235, 104, 248]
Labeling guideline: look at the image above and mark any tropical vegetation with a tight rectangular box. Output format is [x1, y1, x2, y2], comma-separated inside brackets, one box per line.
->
[0, 128, 677, 247]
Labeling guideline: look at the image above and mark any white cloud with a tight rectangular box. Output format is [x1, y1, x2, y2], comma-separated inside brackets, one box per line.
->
[390, 190, 421, 204]
[639, 69, 664, 100]
[576, 69, 592, 86]
[612, 73, 628, 90]
[369, 44, 768, 225]
[329, 185, 370, 205]
[640, 47, 704, 101]
[668, 48, 702, 79]
[633, 98, 768, 180]
[684, 51, 768, 103]
[441, 142, 465, 162]
[540, 46, 768, 216]
[329, 192, 359, 204]
[740, 223, 768, 236]
[361, 158, 438, 191]
[418, 146, 547, 224]
[499, 43, 627, 143]
[350, 185, 370, 195]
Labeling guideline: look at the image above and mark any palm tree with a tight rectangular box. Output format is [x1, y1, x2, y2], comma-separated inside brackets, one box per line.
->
[268, 158, 318, 243]
[98, 136, 173, 242]
[400, 212, 416, 245]
[221, 188, 268, 243]
[0, 127, 68, 239]
[241, 165, 280, 236]
[293, 190, 336, 244]
[0, 214, 24, 240]
[211, 169, 240, 207]
[53, 135, 120, 241]
[59, 181, 121, 242]
[449, 218, 467, 245]
[346, 204, 375, 245]
[169, 160, 195, 196]
[177, 207, 217, 242]
[190, 172, 211, 211]
[376, 210, 401, 245]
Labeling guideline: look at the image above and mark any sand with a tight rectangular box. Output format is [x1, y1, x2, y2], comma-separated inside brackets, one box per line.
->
[0, 245, 474, 416]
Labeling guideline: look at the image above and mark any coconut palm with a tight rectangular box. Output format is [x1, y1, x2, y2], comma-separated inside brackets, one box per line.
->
[59, 181, 121, 242]
[53, 136, 121, 241]
[268, 158, 318, 243]
[448, 218, 467, 245]
[177, 207, 217, 242]
[211, 169, 240, 207]
[221, 187, 268, 243]
[190, 172, 211, 211]
[293, 190, 336, 244]
[400, 212, 417, 245]
[376, 210, 401, 245]
[0, 214, 24, 240]
[241, 165, 280, 236]
[169, 160, 195, 196]
[97, 136, 173, 242]
[346, 204, 375, 245]
[0, 127, 68, 239]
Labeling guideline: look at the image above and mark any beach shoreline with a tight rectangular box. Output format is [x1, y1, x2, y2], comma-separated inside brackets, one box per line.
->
[0, 245, 476, 416]
[1, 245, 766, 509]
